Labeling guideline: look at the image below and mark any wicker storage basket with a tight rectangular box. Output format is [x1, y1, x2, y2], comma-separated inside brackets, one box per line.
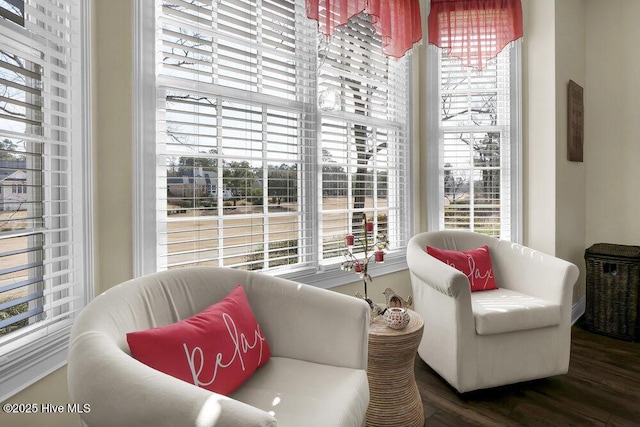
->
[583, 243, 640, 341]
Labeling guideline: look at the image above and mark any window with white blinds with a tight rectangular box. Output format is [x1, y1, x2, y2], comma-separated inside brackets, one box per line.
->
[317, 14, 410, 263]
[140, 0, 412, 277]
[428, 44, 521, 241]
[156, 0, 316, 271]
[0, 0, 89, 400]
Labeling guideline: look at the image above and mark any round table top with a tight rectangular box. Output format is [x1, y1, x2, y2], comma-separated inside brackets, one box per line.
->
[368, 308, 423, 337]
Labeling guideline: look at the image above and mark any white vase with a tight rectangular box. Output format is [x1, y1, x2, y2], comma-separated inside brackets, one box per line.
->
[384, 307, 410, 330]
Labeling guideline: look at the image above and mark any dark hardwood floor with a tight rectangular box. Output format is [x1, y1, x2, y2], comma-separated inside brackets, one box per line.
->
[414, 326, 640, 426]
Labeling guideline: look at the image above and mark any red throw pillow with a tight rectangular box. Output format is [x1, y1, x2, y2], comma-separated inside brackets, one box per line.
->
[426, 245, 498, 292]
[126, 285, 271, 395]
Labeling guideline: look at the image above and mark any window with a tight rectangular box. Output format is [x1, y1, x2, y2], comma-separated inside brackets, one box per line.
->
[0, 0, 90, 400]
[427, 43, 521, 241]
[0, 0, 23, 26]
[135, 0, 412, 283]
[317, 14, 411, 264]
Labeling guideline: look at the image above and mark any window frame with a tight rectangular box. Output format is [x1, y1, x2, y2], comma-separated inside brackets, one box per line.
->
[426, 42, 522, 243]
[0, 0, 93, 401]
[133, 0, 413, 287]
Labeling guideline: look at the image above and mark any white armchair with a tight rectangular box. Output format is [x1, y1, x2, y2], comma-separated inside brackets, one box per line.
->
[68, 267, 370, 426]
[407, 231, 579, 393]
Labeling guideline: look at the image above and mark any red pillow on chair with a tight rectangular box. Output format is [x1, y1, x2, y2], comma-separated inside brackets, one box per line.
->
[427, 245, 498, 292]
[126, 285, 271, 395]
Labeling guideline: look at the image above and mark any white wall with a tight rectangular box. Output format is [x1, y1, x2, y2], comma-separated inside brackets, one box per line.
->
[522, 0, 558, 255]
[554, 0, 586, 302]
[94, 0, 134, 294]
[585, 0, 640, 246]
[522, 0, 587, 302]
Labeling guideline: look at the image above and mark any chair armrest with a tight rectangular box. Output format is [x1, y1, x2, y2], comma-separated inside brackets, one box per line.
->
[493, 240, 579, 305]
[68, 331, 277, 427]
[406, 237, 475, 331]
[406, 237, 478, 376]
[245, 275, 370, 370]
[406, 237, 470, 298]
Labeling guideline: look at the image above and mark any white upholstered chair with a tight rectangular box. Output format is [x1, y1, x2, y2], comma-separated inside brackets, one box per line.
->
[407, 231, 579, 393]
[68, 267, 370, 426]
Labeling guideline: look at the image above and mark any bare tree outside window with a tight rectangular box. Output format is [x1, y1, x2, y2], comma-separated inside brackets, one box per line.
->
[437, 49, 511, 238]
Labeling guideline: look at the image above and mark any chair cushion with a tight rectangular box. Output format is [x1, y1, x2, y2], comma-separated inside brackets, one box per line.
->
[427, 245, 498, 291]
[231, 357, 369, 427]
[126, 285, 271, 395]
[470, 288, 561, 335]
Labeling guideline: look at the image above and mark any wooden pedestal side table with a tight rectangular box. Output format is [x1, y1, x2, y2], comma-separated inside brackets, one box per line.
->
[366, 309, 424, 427]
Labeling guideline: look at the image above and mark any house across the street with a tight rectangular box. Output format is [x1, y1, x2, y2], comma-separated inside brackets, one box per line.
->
[0, 160, 27, 211]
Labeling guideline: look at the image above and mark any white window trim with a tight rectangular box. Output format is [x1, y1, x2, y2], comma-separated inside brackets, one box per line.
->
[0, 0, 93, 402]
[132, 0, 413, 287]
[510, 43, 523, 244]
[133, 0, 158, 277]
[426, 42, 522, 243]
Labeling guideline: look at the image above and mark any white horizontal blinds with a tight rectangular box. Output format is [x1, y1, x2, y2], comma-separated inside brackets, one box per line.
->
[0, 0, 83, 349]
[318, 16, 407, 123]
[439, 48, 511, 239]
[160, 0, 315, 100]
[0, 47, 45, 337]
[158, 0, 316, 271]
[318, 14, 410, 262]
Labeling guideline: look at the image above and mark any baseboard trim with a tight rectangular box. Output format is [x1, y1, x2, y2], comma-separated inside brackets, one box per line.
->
[571, 296, 586, 325]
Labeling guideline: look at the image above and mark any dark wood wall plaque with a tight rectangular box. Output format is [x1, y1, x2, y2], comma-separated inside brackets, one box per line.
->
[568, 80, 584, 162]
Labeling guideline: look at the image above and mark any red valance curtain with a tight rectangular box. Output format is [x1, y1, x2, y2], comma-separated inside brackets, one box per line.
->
[428, 0, 523, 70]
[305, 0, 423, 59]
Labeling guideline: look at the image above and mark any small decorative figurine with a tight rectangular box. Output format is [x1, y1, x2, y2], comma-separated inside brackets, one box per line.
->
[383, 287, 413, 309]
